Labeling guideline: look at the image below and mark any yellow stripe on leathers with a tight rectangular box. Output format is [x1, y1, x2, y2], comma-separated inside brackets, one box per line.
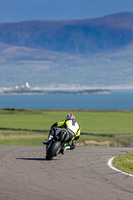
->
[57, 120, 81, 142]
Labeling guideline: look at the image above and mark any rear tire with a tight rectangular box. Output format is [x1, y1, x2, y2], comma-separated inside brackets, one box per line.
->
[46, 141, 61, 160]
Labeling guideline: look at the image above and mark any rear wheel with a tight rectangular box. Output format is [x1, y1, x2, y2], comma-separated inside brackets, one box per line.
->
[46, 141, 61, 160]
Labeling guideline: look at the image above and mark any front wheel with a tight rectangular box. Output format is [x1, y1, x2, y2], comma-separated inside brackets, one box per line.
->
[46, 141, 61, 160]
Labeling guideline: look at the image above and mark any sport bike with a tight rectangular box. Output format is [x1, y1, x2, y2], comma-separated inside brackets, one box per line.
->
[44, 128, 70, 160]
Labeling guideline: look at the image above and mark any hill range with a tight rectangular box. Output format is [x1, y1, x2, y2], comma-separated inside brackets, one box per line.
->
[0, 12, 133, 88]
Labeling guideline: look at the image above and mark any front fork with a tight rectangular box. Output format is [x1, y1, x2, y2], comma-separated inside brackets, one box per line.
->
[46, 140, 52, 153]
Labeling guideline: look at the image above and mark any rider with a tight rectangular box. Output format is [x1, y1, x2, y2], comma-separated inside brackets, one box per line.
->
[43, 114, 81, 154]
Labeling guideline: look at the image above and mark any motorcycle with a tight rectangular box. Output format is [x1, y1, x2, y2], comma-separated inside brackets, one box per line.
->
[44, 127, 70, 160]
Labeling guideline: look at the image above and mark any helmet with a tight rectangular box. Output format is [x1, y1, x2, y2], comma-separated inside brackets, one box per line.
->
[66, 114, 75, 120]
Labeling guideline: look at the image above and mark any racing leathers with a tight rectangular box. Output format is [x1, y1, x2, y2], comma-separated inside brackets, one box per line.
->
[47, 118, 81, 151]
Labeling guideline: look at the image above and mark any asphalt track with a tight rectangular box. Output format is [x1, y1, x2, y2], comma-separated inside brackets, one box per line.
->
[0, 146, 133, 200]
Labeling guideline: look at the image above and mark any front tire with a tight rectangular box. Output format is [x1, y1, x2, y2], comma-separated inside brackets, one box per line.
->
[46, 141, 61, 160]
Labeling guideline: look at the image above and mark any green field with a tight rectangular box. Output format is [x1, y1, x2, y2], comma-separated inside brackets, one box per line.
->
[0, 109, 133, 146]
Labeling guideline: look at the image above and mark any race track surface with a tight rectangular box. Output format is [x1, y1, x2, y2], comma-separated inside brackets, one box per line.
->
[0, 146, 133, 200]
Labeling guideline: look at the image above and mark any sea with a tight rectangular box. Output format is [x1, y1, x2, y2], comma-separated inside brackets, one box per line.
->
[0, 89, 133, 111]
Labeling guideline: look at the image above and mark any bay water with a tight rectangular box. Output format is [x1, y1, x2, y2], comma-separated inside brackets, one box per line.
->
[0, 89, 133, 110]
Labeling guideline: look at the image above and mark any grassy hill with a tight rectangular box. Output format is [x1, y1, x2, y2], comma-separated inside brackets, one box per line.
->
[0, 12, 133, 54]
[0, 12, 133, 88]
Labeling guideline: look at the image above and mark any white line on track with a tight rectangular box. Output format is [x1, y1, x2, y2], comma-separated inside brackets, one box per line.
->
[107, 157, 133, 177]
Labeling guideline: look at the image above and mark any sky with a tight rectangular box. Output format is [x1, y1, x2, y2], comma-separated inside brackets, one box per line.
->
[0, 0, 133, 22]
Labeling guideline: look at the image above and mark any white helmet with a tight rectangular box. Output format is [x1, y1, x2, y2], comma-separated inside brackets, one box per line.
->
[66, 114, 75, 120]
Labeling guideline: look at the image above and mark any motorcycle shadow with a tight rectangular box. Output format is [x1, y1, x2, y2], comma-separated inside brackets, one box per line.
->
[16, 157, 62, 161]
[16, 158, 47, 161]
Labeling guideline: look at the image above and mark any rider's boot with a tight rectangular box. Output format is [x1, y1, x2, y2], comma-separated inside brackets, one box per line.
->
[60, 146, 70, 154]
[43, 135, 53, 145]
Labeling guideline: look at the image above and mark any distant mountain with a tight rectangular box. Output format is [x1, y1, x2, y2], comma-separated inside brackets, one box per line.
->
[0, 12, 133, 88]
[0, 12, 133, 54]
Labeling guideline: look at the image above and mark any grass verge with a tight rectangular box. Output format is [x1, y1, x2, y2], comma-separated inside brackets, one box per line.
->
[113, 153, 133, 175]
